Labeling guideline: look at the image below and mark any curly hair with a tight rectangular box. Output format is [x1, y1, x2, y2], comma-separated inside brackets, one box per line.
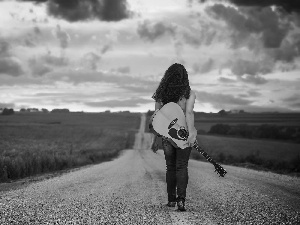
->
[152, 63, 191, 105]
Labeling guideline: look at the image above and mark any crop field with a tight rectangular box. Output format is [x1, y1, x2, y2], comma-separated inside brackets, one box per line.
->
[194, 112, 300, 133]
[194, 135, 299, 161]
[0, 112, 141, 181]
[145, 112, 300, 174]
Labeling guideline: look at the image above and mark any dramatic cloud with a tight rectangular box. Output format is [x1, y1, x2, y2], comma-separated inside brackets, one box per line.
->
[115, 66, 130, 74]
[0, 40, 24, 77]
[85, 97, 151, 108]
[53, 25, 70, 49]
[173, 40, 184, 60]
[194, 89, 290, 112]
[28, 57, 52, 76]
[220, 59, 270, 84]
[237, 74, 268, 85]
[290, 102, 300, 108]
[247, 90, 262, 97]
[22, 26, 43, 48]
[1, 0, 299, 113]
[121, 85, 154, 93]
[233, 105, 295, 113]
[100, 44, 112, 54]
[81, 52, 101, 71]
[28, 51, 68, 76]
[0, 102, 15, 109]
[34, 26, 42, 35]
[0, 57, 24, 77]
[182, 31, 201, 47]
[195, 90, 253, 109]
[228, 0, 300, 14]
[191, 0, 300, 14]
[266, 39, 300, 63]
[0, 40, 11, 57]
[97, 31, 118, 55]
[43, 53, 69, 67]
[280, 96, 300, 110]
[137, 20, 177, 42]
[190, 0, 300, 78]
[282, 94, 300, 104]
[24, 39, 36, 47]
[22, 0, 132, 22]
[193, 58, 214, 74]
[230, 59, 273, 76]
[179, 20, 219, 48]
[218, 77, 236, 83]
[206, 4, 290, 49]
[47, 69, 156, 91]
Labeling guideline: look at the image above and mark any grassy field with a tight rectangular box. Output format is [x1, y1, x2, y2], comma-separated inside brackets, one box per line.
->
[191, 135, 300, 173]
[194, 135, 299, 162]
[194, 112, 300, 133]
[0, 112, 141, 182]
[145, 112, 300, 174]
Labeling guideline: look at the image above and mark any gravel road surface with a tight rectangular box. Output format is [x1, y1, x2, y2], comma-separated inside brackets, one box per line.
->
[1, 114, 300, 224]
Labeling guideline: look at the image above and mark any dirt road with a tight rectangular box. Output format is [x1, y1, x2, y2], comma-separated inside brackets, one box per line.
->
[1, 114, 300, 224]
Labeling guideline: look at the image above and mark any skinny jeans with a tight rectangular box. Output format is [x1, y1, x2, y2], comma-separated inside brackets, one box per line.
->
[162, 138, 192, 202]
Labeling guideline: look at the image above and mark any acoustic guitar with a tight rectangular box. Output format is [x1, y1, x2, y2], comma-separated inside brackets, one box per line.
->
[149, 102, 227, 177]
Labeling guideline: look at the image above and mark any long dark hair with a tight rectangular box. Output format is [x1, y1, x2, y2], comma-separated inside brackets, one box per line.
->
[152, 63, 191, 105]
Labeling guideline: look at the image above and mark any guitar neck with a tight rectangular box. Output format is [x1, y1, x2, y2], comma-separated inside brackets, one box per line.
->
[193, 142, 216, 165]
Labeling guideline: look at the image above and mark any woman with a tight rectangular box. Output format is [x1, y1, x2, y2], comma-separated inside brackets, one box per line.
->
[150, 63, 197, 211]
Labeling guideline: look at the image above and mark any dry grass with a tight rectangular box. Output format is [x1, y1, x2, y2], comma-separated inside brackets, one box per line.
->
[195, 135, 299, 162]
[0, 112, 141, 181]
[194, 112, 300, 132]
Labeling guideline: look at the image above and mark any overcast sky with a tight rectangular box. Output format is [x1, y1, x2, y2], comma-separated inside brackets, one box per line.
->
[0, 0, 300, 113]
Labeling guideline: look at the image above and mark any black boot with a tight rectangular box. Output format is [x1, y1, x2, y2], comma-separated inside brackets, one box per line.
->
[167, 201, 176, 207]
[167, 194, 176, 207]
[177, 197, 186, 211]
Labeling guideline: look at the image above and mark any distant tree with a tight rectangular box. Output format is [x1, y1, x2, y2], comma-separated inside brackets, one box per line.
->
[26, 108, 39, 112]
[41, 108, 49, 113]
[218, 109, 227, 116]
[239, 110, 245, 114]
[2, 108, 14, 115]
[104, 110, 111, 113]
[20, 108, 26, 112]
[51, 108, 70, 113]
[147, 110, 154, 116]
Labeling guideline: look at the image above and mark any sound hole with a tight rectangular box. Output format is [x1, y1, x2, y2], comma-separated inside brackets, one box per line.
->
[178, 127, 188, 140]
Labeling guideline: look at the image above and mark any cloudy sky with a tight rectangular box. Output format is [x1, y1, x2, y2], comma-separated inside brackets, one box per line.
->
[0, 0, 300, 113]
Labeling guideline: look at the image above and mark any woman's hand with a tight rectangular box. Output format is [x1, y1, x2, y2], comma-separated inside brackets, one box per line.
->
[187, 127, 197, 147]
[151, 140, 159, 153]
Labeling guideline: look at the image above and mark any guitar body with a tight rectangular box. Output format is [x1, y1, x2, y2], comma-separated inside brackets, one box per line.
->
[149, 102, 227, 177]
[150, 102, 190, 149]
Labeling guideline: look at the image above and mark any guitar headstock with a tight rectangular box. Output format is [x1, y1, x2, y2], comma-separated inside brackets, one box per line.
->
[213, 162, 227, 177]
